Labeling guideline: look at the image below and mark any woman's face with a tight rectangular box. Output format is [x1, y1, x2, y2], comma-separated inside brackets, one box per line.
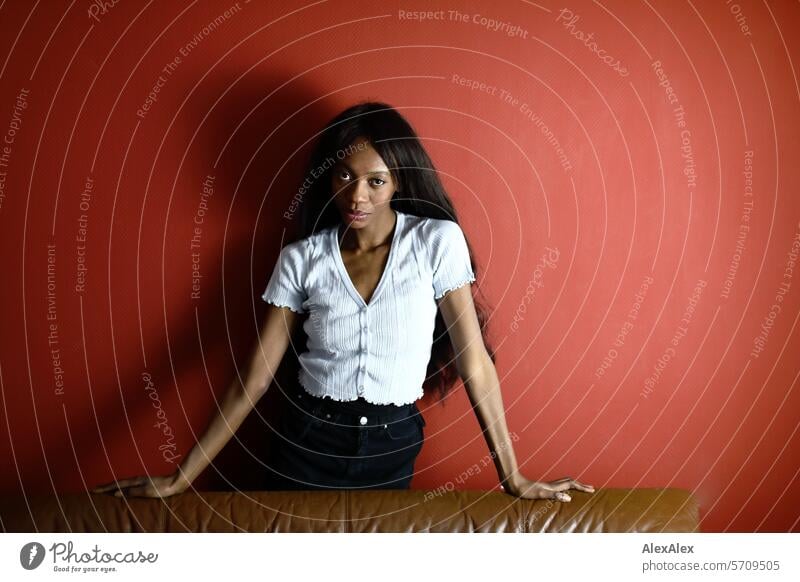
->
[331, 137, 397, 229]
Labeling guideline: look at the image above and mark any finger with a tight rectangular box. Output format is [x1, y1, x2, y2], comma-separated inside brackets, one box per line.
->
[551, 477, 574, 484]
[91, 481, 123, 493]
[90, 485, 110, 493]
[552, 478, 595, 493]
[554, 491, 571, 502]
[95, 476, 148, 493]
[118, 476, 150, 487]
[540, 483, 571, 501]
[534, 483, 564, 501]
[572, 480, 595, 492]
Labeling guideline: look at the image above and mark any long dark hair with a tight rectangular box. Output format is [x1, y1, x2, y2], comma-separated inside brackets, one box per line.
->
[284, 101, 496, 405]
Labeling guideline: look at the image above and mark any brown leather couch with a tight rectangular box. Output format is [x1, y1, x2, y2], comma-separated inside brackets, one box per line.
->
[1, 487, 698, 532]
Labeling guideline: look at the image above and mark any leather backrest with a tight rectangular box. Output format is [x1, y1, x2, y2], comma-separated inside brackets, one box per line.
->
[1, 488, 699, 533]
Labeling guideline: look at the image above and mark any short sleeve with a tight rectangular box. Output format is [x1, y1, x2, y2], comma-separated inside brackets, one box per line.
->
[429, 220, 476, 300]
[261, 240, 308, 313]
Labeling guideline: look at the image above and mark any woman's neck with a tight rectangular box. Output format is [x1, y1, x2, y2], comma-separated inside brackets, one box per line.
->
[338, 209, 398, 252]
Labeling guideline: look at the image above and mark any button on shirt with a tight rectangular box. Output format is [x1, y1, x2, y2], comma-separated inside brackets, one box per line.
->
[260, 210, 475, 406]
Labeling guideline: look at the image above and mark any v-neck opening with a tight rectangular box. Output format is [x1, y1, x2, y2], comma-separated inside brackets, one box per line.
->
[332, 210, 403, 309]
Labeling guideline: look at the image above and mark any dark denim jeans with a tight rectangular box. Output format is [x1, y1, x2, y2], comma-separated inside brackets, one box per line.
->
[264, 387, 426, 491]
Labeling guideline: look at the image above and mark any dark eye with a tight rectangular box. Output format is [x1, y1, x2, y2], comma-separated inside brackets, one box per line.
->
[336, 169, 351, 180]
[370, 178, 386, 186]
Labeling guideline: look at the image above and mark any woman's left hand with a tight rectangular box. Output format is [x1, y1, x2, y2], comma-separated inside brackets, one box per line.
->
[90, 473, 185, 499]
[503, 475, 595, 502]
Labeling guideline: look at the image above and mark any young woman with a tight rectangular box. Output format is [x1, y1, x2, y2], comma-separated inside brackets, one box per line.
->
[91, 102, 594, 502]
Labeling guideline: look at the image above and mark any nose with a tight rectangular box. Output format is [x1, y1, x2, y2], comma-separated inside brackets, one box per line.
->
[342, 178, 370, 204]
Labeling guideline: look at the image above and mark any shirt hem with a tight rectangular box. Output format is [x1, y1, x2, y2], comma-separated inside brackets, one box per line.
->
[298, 377, 423, 406]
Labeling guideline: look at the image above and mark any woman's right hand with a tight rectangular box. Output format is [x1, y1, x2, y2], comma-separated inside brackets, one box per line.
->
[90, 472, 186, 499]
[504, 475, 595, 502]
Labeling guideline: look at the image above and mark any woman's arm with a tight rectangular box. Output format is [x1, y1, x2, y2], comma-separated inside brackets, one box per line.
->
[170, 304, 302, 491]
[436, 285, 594, 502]
[91, 304, 302, 498]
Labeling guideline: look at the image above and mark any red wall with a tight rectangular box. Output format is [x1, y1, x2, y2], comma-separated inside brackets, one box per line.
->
[0, 0, 798, 532]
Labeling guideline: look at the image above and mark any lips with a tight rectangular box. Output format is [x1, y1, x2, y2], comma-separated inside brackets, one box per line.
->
[346, 210, 369, 220]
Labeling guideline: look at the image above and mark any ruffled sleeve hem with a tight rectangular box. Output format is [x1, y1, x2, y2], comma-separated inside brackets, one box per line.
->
[433, 274, 476, 300]
[261, 294, 306, 314]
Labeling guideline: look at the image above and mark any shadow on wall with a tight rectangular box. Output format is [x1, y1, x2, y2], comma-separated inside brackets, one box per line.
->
[91, 69, 344, 494]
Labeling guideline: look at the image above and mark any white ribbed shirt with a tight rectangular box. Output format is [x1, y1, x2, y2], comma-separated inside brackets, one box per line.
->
[260, 209, 475, 405]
